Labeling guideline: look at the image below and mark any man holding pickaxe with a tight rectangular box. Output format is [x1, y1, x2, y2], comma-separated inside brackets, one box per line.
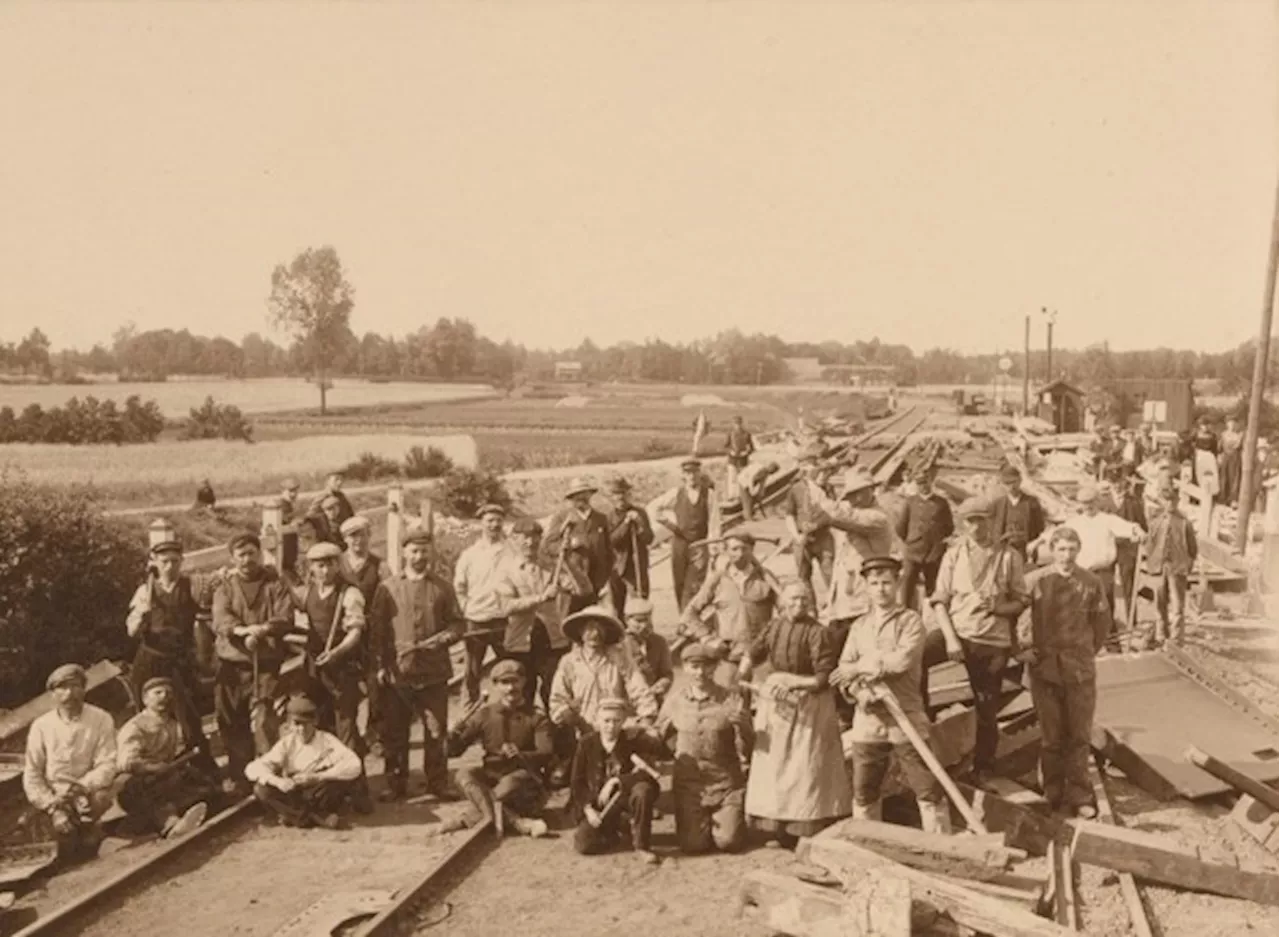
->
[541, 476, 614, 617]
[605, 476, 654, 618]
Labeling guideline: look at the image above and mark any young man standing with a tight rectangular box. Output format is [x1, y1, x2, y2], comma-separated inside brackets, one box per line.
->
[895, 464, 954, 611]
[499, 517, 571, 711]
[990, 465, 1046, 558]
[605, 476, 655, 618]
[1143, 484, 1198, 648]
[542, 478, 614, 617]
[1018, 527, 1111, 818]
[339, 515, 390, 753]
[832, 557, 949, 833]
[928, 499, 1029, 779]
[651, 459, 720, 611]
[454, 503, 516, 706]
[724, 415, 756, 494]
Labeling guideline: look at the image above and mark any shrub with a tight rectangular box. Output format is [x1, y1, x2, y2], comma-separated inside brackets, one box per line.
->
[641, 436, 677, 457]
[341, 451, 403, 482]
[0, 477, 146, 705]
[438, 467, 512, 519]
[180, 396, 254, 442]
[403, 445, 455, 480]
[0, 395, 165, 445]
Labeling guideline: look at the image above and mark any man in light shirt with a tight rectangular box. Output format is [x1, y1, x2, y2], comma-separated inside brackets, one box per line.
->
[455, 503, 517, 706]
[1055, 484, 1145, 631]
[23, 664, 118, 860]
[550, 605, 657, 739]
[246, 695, 363, 829]
[651, 459, 720, 611]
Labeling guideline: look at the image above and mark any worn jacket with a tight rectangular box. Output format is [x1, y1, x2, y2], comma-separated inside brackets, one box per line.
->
[837, 606, 929, 744]
[990, 494, 1046, 552]
[1144, 509, 1198, 577]
[895, 493, 955, 564]
[541, 506, 614, 597]
[371, 572, 464, 686]
[657, 683, 751, 807]
[498, 555, 570, 652]
[1018, 565, 1111, 686]
[682, 561, 777, 661]
[607, 505, 654, 597]
[211, 567, 295, 666]
[568, 728, 668, 822]
[447, 701, 554, 775]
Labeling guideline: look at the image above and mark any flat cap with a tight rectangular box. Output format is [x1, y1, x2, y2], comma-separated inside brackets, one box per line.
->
[998, 464, 1022, 483]
[724, 529, 755, 546]
[307, 542, 342, 561]
[476, 502, 506, 519]
[860, 555, 902, 576]
[489, 659, 526, 683]
[141, 676, 174, 694]
[623, 595, 654, 617]
[681, 642, 723, 664]
[46, 663, 87, 691]
[607, 476, 632, 492]
[227, 531, 261, 552]
[680, 457, 701, 471]
[285, 696, 318, 718]
[1075, 483, 1099, 504]
[596, 697, 631, 717]
[340, 515, 371, 536]
[150, 540, 183, 556]
[511, 517, 543, 537]
[957, 497, 990, 519]
[401, 523, 433, 546]
[911, 462, 936, 481]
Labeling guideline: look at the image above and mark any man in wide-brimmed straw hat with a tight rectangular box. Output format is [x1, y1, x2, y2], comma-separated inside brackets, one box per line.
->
[604, 475, 654, 619]
[651, 457, 720, 611]
[549, 605, 656, 739]
[541, 476, 613, 619]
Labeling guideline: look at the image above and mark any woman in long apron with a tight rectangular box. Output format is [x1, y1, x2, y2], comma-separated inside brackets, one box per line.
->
[739, 580, 851, 847]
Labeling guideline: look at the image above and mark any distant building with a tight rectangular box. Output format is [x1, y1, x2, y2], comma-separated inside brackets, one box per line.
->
[1105, 378, 1194, 433]
[553, 361, 584, 382]
[1036, 379, 1086, 433]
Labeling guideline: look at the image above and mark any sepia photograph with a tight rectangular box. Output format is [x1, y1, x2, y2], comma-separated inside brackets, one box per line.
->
[0, 2, 1276, 935]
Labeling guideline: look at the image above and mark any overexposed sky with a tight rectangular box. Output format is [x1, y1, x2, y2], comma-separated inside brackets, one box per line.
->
[1, 1, 1275, 355]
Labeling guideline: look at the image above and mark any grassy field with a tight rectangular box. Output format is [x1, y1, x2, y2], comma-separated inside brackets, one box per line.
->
[0, 434, 476, 507]
[1, 378, 495, 418]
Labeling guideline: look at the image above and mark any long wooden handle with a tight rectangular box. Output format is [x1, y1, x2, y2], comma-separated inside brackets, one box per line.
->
[872, 685, 989, 833]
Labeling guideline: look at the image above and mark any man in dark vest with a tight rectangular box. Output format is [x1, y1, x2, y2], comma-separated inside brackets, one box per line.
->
[124, 537, 217, 778]
[211, 532, 295, 795]
[541, 477, 614, 618]
[294, 541, 371, 811]
[339, 515, 389, 754]
[724, 416, 756, 495]
[605, 476, 654, 619]
[651, 458, 721, 611]
[370, 524, 465, 802]
[990, 464, 1046, 560]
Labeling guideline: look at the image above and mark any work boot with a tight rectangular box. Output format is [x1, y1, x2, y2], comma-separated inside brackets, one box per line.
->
[511, 816, 550, 838]
[166, 802, 208, 839]
[379, 779, 406, 803]
[851, 800, 882, 822]
[1074, 803, 1098, 820]
[351, 778, 375, 815]
[918, 800, 953, 836]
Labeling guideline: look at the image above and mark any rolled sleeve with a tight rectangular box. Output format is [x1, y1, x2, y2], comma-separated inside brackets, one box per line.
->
[340, 587, 366, 632]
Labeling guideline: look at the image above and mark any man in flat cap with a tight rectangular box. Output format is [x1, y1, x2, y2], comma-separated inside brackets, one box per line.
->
[990, 464, 1046, 558]
[124, 533, 217, 778]
[116, 676, 218, 839]
[569, 697, 667, 864]
[825, 466, 897, 638]
[651, 458, 720, 611]
[832, 557, 950, 833]
[496, 517, 572, 711]
[370, 524, 465, 801]
[277, 478, 302, 525]
[211, 531, 296, 793]
[682, 530, 778, 687]
[541, 477, 614, 618]
[621, 596, 673, 708]
[455, 503, 517, 707]
[291, 540, 371, 810]
[655, 642, 752, 854]
[448, 659, 553, 837]
[895, 463, 954, 612]
[246, 695, 363, 829]
[604, 476, 654, 619]
[23, 664, 118, 860]
[338, 514, 390, 753]
[928, 498, 1029, 780]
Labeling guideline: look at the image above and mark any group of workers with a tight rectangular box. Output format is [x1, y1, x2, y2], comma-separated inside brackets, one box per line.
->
[21, 417, 1208, 870]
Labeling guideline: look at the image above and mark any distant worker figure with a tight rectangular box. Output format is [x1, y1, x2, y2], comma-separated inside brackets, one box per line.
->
[1218, 417, 1244, 507]
[724, 415, 756, 494]
[542, 477, 614, 618]
[651, 458, 720, 611]
[23, 664, 118, 862]
[1142, 484, 1198, 649]
[277, 478, 302, 525]
[308, 472, 354, 527]
[990, 464, 1046, 559]
[605, 476, 654, 618]
[894, 464, 954, 612]
[736, 460, 779, 522]
[455, 503, 516, 706]
[193, 479, 217, 511]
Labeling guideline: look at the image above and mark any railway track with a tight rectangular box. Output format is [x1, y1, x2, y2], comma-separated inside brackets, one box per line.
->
[5, 795, 494, 937]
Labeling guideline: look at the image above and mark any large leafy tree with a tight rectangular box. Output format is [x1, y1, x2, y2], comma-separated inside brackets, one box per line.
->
[266, 246, 355, 413]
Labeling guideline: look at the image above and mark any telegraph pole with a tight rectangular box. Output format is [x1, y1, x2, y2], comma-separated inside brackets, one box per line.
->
[1023, 313, 1031, 413]
[1041, 307, 1057, 381]
[1235, 192, 1278, 555]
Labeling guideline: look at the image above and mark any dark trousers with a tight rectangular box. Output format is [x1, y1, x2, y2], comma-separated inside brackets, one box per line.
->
[851, 741, 944, 807]
[1028, 676, 1097, 810]
[1115, 546, 1138, 626]
[214, 660, 280, 785]
[573, 774, 659, 855]
[253, 779, 356, 826]
[670, 540, 708, 612]
[674, 787, 746, 854]
[130, 646, 217, 777]
[899, 557, 942, 612]
[465, 621, 508, 705]
[794, 539, 835, 603]
[1090, 565, 1117, 628]
[456, 765, 545, 822]
[118, 766, 219, 833]
[382, 679, 450, 794]
[509, 625, 565, 712]
[920, 631, 1008, 773]
[309, 667, 366, 759]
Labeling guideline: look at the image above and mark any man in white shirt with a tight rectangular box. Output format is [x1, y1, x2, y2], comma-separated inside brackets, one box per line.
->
[651, 460, 720, 611]
[1056, 484, 1145, 629]
[23, 664, 118, 860]
[454, 503, 517, 705]
[246, 695, 363, 829]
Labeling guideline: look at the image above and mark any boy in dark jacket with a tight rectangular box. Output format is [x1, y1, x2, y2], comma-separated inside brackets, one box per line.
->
[895, 464, 954, 610]
[1143, 485, 1198, 648]
[569, 698, 666, 864]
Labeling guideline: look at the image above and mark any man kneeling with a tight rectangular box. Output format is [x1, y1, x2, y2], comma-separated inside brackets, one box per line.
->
[448, 660, 552, 838]
[832, 556, 951, 834]
[569, 698, 666, 864]
[23, 664, 118, 861]
[246, 696, 363, 829]
[117, 677, 218, 838]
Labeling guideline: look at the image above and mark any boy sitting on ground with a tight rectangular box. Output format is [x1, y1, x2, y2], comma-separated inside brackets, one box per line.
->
[448, 660, 553, 838]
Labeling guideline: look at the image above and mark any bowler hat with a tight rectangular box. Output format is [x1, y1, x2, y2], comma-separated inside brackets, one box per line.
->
[561, 605, 624, 646]
[46, 663, 87, 691]
[564, 476, 597, 499]
[489, 659, 526, 684]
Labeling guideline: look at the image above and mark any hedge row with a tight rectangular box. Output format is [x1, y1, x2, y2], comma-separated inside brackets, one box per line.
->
[0, 395, 165, 444]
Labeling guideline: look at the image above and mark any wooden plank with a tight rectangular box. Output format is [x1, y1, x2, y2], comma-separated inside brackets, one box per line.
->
[0, 661, 125, 743]
[798, 837, 1077, 937]
[1230, 794, 1279, 856]
[954, 781, 1060, 857]
[1185, 745, 1280, 811]
[1089, 760, 1154, 937]
[1070, 820, 1280, 906]
[980, 776, 1049, 813]
[739, 870, 913, 937]
[1056, 841, 1078, 931]
[823, 818, 1021, 882]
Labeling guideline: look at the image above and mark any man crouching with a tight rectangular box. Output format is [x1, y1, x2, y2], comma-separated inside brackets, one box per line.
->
[449, 659, 552, 838]
[116, 677, 219, 839]
[246, 696, 363, 829]
[832, 556, 951, 834]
